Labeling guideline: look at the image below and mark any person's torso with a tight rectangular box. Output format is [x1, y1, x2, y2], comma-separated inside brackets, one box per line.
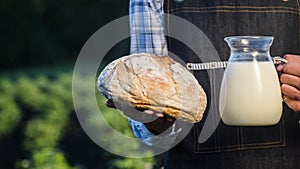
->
[164, 0, 300, 168]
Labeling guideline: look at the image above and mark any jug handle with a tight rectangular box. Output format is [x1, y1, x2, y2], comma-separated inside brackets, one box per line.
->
[273, 56, 288, 65]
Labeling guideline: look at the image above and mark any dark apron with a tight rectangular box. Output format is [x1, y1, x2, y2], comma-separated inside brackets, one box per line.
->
[164, 0, 300, 168]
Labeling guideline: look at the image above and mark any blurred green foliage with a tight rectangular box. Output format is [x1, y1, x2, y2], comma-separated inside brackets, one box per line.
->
[1, 0, 164, 168]
[0, 80, 21, 138]
[0, 67, 161, 169]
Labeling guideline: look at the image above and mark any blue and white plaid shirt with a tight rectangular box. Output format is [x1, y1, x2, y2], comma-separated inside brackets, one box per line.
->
[128, 0, 180, 147]
[129, 0, 168, 55]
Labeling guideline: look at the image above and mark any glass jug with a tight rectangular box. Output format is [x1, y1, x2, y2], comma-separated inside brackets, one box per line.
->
[219, 36, 283, 126]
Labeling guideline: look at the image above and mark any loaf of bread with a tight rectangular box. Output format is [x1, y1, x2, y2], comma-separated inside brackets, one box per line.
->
[97, 53, 207, 123]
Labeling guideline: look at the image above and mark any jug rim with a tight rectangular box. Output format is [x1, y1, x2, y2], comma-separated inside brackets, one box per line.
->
[224, 36, 274, 41]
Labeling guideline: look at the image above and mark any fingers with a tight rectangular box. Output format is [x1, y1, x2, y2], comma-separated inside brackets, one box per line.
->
[119, 105, 171, 123]
[285, 54, 300, 63]
[281, 84, 300, 100]
[280, 73, 300, 91]
[279, 55, 300, 97]
[144, 110, 164, 117]
[283, 95, 300, 113]
[105, 99, 176, 124]
[277, 54, 300, 72]
[106, 99, 116, 108]
[278, 54, 300, 113]
[282, 62, 300, 77]
[276, 64, 284, 72]
[280, 55, 300, 77]
[122, 108, 159, 123]
[143, 110, 175, 122]
[144, 114, 176, 134]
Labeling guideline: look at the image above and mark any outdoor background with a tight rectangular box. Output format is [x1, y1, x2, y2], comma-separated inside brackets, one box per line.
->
[0, 0, 164, 168]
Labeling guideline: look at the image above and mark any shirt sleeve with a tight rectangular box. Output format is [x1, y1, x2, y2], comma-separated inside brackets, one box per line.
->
[129, 0, 168, 55]
[128, 119, 156, 146]
[128, 0, 181, 147]
[129, 119, 182, 149]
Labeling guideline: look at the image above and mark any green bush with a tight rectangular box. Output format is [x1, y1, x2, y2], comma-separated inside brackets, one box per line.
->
[0, 94, 21, 139]
[16, 148, 76, 169]
[0, 66, 160, 169]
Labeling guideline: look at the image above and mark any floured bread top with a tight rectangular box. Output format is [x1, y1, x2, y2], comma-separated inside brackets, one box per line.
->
[97, 53, 207, 123]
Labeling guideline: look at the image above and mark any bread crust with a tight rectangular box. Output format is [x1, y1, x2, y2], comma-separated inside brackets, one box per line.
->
[97, 53, 207, 123]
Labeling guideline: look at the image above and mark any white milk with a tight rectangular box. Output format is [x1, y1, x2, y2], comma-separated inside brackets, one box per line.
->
[219, 61, 282, 126]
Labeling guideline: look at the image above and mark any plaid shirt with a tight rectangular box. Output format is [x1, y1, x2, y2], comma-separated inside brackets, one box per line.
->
[129, 0, 180, 147]
[129, 0, 168, 55]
